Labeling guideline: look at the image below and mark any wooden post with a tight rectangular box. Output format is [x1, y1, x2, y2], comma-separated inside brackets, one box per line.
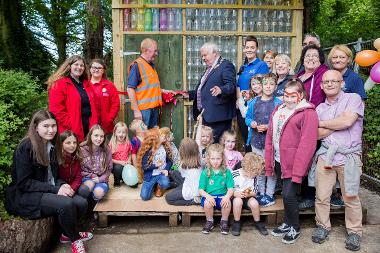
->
[182, 213, 191, 227]
[169, 212, 179, 227]
[98, 213, 109, 227]
[291, 0, 304, 68]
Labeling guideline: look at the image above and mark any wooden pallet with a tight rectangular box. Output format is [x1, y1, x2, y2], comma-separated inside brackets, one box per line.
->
[94, 185, 285, 227]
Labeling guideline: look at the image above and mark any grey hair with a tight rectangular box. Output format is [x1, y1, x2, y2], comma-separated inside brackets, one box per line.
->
[273, 54, 294, 75]
[200, 42, 220, 55]
[304, 33, 321, 44]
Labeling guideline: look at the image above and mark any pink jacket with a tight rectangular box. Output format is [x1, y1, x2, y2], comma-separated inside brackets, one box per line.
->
[265, 100, 318, 184]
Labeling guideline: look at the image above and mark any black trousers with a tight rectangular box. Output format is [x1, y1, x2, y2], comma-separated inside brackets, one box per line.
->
[113, 164, 124, 183]
[282, 178, 301, 230]
[40, 193, 88, 242]
[236, 110, 251, 152]
[165, 184, 194, 206]
[203, 118, 232, 144]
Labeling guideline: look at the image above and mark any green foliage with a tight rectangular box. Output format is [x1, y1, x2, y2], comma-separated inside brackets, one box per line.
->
[0, 69, 47, 171]
[0, 69, 47, 219]
[310, 0, 380, 46]
[363, 84, 380, 179]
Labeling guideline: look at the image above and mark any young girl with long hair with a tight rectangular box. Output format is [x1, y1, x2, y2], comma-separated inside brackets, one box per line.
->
[5, 110, 92, 253]
[137, 128, 173, 200]
[79, 125, 112, 201]
[129, 119, 147, 168]
[199, 144, 234, 235]
[165, 137, 202, 206]
[265, 79, 318, 244]
[219, 130, 243, 171]
[108, 122, 132, 186]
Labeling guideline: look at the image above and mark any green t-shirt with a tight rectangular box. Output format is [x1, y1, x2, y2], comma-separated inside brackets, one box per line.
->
[198, 167, 234, 195]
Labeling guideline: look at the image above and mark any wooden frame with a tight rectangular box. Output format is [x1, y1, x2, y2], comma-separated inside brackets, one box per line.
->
[112, 0, 304, 132]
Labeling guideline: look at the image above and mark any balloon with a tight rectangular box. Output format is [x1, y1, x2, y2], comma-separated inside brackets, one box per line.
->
[374, 38, 380, 51]
[354, 50, 380, 67]
[370, 61, 380, 83]
[122, 164, 139, 186]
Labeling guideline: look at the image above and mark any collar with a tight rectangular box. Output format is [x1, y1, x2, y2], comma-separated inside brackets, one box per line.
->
[246, 58, 260, 67]
[326, 91, 344, 105]
[209, 56, 221, 69]
[342, 67, 352, 78]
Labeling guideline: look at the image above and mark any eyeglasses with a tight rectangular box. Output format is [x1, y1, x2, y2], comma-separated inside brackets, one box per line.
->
[304, 54, 319, 59]
[91, 66, 104, 71]
[321, 80, 342, 85]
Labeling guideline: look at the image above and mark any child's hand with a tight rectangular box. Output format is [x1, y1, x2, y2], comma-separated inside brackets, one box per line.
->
[206, 195, 216, 206]
[221, 196, 231, 208]
[156, 160, 164, 167]
[250, 121, 258, 129]
[234, 191, 245, 199]
[257, 124, 268, 132]
[162, 170, 169, 176]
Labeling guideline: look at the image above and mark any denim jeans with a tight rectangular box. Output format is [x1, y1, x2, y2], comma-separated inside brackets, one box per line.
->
[140, 174, 170, 201]
[141, 107, 159, 129]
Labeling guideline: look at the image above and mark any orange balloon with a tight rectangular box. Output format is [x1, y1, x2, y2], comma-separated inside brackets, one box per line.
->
[354, 50, 380, 67]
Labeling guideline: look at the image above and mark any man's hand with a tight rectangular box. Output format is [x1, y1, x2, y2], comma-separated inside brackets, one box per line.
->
[210, 86, 222, 96]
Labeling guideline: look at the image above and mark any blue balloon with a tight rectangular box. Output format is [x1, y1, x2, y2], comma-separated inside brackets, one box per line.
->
[122, 164, 139, 186]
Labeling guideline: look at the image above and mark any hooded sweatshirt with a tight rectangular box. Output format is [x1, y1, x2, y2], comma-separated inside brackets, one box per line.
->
[265, 99, 319, 184]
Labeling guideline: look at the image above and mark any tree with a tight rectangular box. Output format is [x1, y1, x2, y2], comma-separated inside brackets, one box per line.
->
[83, 0, 104, 63]
[0, 0, 31, 71]
[309, 0, 380, 46]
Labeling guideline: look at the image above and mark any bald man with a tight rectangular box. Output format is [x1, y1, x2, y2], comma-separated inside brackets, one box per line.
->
[127, 38, 162, 129]
[311, 70, 364, 251]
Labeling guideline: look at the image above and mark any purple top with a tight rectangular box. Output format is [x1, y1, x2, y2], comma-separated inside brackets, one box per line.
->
[316, 92, 364, 166]
[297, 64, 329, 107]
[80, 145, 113, 183]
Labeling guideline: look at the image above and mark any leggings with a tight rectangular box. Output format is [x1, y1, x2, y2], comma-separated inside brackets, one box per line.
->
[165, 184, 194, 206]
[282, 178, 301, 230]
[40, 193, 88, 242]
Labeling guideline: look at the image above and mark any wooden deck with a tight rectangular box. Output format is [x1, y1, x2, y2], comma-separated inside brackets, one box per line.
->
[94, 185, 285, 227]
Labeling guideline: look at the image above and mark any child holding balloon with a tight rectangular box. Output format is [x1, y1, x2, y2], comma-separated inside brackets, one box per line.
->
[108, 122, 132, 187]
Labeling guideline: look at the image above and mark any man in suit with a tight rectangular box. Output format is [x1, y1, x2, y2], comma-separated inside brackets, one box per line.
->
[187, 42, 236, 143]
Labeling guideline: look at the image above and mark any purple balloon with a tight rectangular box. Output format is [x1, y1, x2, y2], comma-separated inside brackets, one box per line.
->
[370, 61, 380, 83]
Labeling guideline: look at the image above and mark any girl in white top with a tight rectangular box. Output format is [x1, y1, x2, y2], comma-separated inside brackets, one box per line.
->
[165, 137, 202, 206]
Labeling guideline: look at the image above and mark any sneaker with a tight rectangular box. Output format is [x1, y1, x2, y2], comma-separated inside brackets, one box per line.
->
[282, 226, 301, 244]
[256, 193, 264, 202]
[60, 232, 94, 244]
[254, 221, 269, 236]
[202, 220, 214, 234]
[262, 194, 275, 207]
[231, 220, 241, 236]
[311, 226, 329, 244]
[330, 194, 345, 208]
[71, 239, 86, 253]
[220, 220, 229, 235]
[154, 185, 163, 197]
[345, 233, 361, 251]
[193, 196, 201, 204]
[271, 223, 291, 237]
[298, 199, 315, 210]
[257, 195, 268, 206]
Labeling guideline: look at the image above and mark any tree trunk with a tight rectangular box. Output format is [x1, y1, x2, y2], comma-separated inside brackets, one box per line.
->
[84, 0, 104, 63]
[0, 0, 30, 70]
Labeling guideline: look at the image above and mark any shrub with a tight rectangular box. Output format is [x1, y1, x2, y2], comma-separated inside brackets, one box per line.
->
[363, 84, 380, 179]
[0, 69, 47, 219]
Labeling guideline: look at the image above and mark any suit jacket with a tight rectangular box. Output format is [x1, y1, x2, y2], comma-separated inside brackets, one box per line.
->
[189, 57, 236, 123]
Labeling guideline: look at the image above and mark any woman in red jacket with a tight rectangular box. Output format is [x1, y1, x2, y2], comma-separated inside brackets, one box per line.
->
[47, 55, 98, 141]
[265, 79, 318, 244]
[89, 59, 120, 136]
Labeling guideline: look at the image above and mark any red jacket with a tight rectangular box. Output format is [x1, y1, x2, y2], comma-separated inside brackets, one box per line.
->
[58, 154, 82, 192]
[48, 77, 98, 141]
[265, 100, 318, 184]
[90, 78, 120, 134]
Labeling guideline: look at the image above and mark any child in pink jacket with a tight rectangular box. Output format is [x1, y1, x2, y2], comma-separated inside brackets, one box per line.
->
[265, 79, 318, 244]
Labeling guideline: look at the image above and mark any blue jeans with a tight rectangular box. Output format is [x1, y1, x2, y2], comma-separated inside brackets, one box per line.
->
[141, 107, 159, 129]
[140, 174, 170, 201]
